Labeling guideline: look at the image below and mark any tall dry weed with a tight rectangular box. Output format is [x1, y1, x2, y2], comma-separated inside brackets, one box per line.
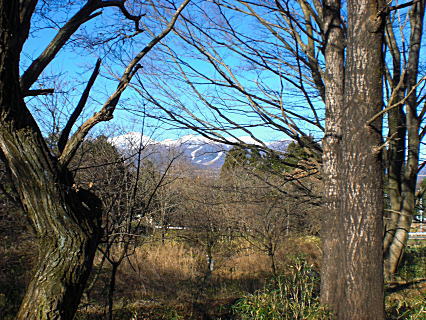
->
[116, 241, 204, 301]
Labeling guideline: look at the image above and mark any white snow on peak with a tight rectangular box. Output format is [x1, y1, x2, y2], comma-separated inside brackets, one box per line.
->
[127, 134, 220, 147]
[110, 132, 291, 151]
[109, 132, 156, 148]
[228, 136, 264, 146]
[160, 138, 180, 147]
[177, 134, 219, 145]
[190, 146, 203, 160]
[109, 132, 293, 170]
[204, 151, 224, 166]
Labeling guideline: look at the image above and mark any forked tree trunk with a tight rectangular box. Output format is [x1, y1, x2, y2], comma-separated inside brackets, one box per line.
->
[2, 129, 102, 320]
[321, 1, 385, 319]
[1, 0, 190, 318]
[383, 0, 425, 278]
[1, 132, 102, 320]
[0, 2, 102, 319]
[383, 15, 406, 257]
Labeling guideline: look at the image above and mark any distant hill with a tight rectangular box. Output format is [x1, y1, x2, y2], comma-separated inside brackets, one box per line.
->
[110, 133, 426, 182]
[109, 132, 293, 170]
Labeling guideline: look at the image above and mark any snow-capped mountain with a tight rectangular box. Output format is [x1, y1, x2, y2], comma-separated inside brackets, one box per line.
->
[110, 132, 293, 170]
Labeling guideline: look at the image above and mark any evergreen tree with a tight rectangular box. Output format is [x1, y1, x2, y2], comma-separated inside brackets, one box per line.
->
[221, 136, 318, 177]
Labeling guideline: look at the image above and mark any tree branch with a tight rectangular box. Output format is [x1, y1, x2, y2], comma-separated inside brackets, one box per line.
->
[58, 0, 191, 167]
[20, 0, 146, 93]
[100, 0, 144, 32]
[20, 1, 103, 92]
[58, 58, 101, 154]
[382, 0, 423, 15]
[366, 76, 425, 126]
[24, 88, 55, 96]
[18, 0, 38, 48]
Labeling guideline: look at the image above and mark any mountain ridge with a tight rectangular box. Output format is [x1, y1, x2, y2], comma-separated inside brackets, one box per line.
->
[110, 132, 293, 170]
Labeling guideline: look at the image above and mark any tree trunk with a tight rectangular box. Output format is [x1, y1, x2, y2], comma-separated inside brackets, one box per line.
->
[383, 16, 406, 254]
[383, 0, 425, 278]
[320, 0, 345, 312]
[0, 2, 102, 319]
[268, 250, 277, 277]
[321, 1, 385, 319]
[16, 209, 101, 320]
[341, 1, 385, 318]
[4, 137, 102, 320]
[107, 262, 119, 320]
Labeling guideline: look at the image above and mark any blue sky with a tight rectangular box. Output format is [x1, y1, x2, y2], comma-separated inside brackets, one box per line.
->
[21, 1, 326, 145]
[21, 0, 425, 158]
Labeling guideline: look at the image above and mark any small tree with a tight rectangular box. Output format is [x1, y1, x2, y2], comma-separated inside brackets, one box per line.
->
[174, 174, 236, 281]
[73, 134, 179, 320]
[221, 145, 320, 276]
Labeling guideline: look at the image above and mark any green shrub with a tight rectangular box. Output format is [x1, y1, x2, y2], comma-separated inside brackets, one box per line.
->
[232, 259, 332, 320]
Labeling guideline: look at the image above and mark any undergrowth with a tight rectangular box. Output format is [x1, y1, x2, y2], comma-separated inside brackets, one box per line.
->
[232, 259, 332, 320]
[385, 244, 426, 320]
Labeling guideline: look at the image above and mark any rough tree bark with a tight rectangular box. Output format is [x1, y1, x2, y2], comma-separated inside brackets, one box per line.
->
[340, 1, 385, 318]
[0, 3, 102, 319]
[320, 0, 345, 310]
[321, 1, 385, 319]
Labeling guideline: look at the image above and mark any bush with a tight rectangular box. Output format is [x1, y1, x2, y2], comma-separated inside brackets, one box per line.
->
[232, 259, 332, 320]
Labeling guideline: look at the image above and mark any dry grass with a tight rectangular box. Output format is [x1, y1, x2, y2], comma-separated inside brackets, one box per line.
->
[219, 250, 271, 279]
[0, 227, 324, 320]
[77, 236, 324, 319]
[117, 241, 204, 301]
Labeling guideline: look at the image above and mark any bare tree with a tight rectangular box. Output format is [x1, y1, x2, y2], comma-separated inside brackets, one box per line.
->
[171, 174, 232, 281]
[383, 1, 425, 278]
[0, 1, 189, 319]
[83, 137, 177, 320]
[135, 0, 425, 281]
[129, 1, 422, 318]
[229, 176, 316, 277]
